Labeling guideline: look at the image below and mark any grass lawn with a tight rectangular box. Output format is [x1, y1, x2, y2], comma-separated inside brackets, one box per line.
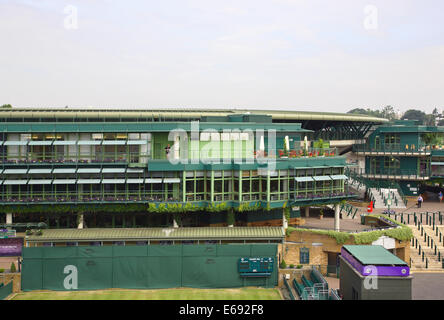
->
[11, 287, 282, 300]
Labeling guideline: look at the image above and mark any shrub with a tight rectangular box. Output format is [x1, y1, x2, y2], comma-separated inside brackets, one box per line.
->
[25, 229, 33, 236]
[296, 265, 303, 269]
[0, 269, 4, 273]
[280, 259, 287, 269]
[10, 263, 16, 273]
[289, 264, 295, 268]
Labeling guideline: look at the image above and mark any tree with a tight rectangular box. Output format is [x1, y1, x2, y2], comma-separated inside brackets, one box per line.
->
[381, 105, 397, 121]
[347, 108, 382, 118]
[424, 114, 436, 126]
[0, 104, 12, 108]
[401, 109, 426, 124]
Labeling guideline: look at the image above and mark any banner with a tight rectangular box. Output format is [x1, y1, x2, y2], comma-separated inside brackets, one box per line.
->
[0, 238, 24, 257]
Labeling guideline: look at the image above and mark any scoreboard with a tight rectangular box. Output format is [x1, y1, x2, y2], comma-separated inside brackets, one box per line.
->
[238, 257, 274, 277]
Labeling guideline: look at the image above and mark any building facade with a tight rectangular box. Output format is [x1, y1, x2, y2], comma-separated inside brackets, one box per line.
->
[351, 120, 444, 196]
[0, 109, 376, 229]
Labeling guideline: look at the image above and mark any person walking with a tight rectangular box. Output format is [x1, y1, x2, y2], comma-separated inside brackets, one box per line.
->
[439, 191, 443, 203]
[417, 194, 424, 208]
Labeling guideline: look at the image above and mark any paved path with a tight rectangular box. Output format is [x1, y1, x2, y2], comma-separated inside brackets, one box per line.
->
[301, 217, 369, 232]
[412, 273, 444, 300]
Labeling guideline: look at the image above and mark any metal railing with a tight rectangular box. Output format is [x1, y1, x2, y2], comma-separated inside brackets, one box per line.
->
[353, 143, 430, 154]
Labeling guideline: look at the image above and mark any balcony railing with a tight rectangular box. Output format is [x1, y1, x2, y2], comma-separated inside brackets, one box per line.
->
[353, 143, 430, 155]
[0, 152, 150, 164]
[348, 167, 430, 180]
[1, 193, 180, 203]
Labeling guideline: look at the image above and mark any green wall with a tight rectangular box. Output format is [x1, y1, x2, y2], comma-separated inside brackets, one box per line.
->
[21, 244, 278, 291]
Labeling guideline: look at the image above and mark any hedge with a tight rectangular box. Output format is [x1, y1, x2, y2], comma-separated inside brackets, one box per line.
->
[286, 214, 412, 244]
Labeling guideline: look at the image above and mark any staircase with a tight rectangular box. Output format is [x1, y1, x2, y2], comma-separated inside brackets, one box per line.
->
[346, 177, 367, 198]
[368, 188, 406, 209]
[409, 218, 444, 272]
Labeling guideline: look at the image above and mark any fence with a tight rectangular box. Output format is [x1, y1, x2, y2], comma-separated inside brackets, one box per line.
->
[21, 244, 278, 291]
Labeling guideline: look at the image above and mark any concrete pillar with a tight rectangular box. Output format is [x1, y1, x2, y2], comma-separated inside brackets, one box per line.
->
[305, 206, 309, 218]
[6, 213, 13, 225]
[77, 214, 84, 229]
[334, 203, 340, 231]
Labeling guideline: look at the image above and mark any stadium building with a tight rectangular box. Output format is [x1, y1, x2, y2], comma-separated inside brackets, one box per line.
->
[349, 119, 444, 207]
[0, 108, 386, 230]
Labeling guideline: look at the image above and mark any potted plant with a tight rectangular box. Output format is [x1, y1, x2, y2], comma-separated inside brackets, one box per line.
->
[279, 259, 287, 269]
[319, 207, 324, 220]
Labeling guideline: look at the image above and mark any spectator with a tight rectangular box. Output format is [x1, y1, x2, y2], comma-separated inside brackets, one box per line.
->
[417, 194, 424, 208]
[439, 191, 443, 203]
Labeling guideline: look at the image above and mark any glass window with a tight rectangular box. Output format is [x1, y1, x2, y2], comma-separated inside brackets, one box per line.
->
[300, 247, 310, 264]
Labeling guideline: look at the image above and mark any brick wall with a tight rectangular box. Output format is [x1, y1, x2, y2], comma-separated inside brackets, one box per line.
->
[283, 230, 410, 266]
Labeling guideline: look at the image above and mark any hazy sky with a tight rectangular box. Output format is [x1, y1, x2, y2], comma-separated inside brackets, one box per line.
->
[1, 0, 443, 113]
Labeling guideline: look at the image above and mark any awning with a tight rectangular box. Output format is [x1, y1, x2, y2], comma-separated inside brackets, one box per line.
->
[28, 141, 53, 146]
[127, 168, 144, 173]
[431, 162, 444, 166]
[53, 168, 77, 174]
[127, 140, 146, 145]
[295, 176, 314, 182]
[77, 179, 101, 184]
[313, 176, 332, 181]
[330, 174, 348, 180]
[28, 180, 52, 185]
[163, 178, 181, 183]
[102, 168, 126, 173]
[28, 169, 53, 174]
[78, 140, 102, 145]
[126, 178, 144, 184]
[4, 141, 28, 146]
[102, 179, 126, 184]
[145, 178, 162, 183]
[77, 168, 101, 173]
[3, 180, 28, 185]
[102, 140, 126, 145]
[53, 179, 76, 185]
[3, 169, 28, 174]
[53, 140, 77, 145]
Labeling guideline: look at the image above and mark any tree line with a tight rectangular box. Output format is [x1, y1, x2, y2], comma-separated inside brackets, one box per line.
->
[347, 106, 444, 126]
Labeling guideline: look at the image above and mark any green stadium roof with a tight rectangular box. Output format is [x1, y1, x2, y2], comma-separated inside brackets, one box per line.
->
[26, 227, 285, 242]
[0, 108, 388, 123]
[343, 245, 408, 266]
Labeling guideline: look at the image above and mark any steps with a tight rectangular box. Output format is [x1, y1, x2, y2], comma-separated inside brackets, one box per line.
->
[409, 223, 444, 272]
[369, 188, 406, 209]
